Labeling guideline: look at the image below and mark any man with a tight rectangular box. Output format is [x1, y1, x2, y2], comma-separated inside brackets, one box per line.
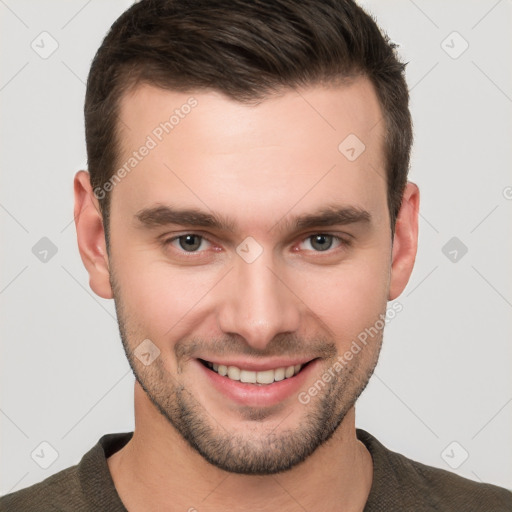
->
[1, 0, 511, 510]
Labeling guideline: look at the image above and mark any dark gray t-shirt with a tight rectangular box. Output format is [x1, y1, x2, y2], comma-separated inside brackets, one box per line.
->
[1, 429, 511, 511]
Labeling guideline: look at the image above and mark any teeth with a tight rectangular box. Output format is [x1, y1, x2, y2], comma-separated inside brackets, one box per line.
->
[274, 367, 285, 381]
[256, 369, 275, 384]
[206, 361, 303, 385]
[227, 366, 240, 380]
[240, 370, 256, 383]
[284, 366, 295, 378]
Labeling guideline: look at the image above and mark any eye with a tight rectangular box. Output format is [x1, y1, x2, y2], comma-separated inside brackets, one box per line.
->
[299, 234, 345, 252]
[166, 234, 211, 252]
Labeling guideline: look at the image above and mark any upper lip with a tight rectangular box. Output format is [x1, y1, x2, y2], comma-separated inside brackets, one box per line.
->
[198, 357, 316, 372]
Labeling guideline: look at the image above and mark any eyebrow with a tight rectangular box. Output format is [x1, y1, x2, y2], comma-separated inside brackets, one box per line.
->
[134, 204, 372, 234]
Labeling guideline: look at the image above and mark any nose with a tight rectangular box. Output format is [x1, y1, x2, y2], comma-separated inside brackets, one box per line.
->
[217, 252, 301, 351]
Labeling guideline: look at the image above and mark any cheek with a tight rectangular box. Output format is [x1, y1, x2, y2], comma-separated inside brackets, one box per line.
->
[300, 253, 390, 346]
[113, 249, 222, 337]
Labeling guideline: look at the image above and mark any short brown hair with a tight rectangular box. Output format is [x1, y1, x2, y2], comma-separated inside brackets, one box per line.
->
[85, 0, 412, 245]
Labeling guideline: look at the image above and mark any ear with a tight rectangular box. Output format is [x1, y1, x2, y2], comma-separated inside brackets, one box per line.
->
[74, 170, 113, 299]
[388, 182, 420, 300]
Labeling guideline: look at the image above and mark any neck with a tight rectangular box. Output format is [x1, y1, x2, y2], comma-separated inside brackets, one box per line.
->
[108, 382, 373, 512]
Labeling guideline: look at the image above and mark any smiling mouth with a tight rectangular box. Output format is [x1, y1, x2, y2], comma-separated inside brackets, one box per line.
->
[198, 358, 315, 385]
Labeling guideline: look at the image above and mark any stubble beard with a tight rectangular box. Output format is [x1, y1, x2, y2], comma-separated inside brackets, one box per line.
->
[110, 274, 383, 475]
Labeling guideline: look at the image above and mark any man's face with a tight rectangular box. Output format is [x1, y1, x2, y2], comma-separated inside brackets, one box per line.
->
[106, 79, 394, 474]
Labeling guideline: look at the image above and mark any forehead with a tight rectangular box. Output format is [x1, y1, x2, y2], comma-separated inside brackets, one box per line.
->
[112, 79, 387, 231]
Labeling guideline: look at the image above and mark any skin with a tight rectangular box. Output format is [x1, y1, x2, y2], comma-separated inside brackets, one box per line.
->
[74, 77, 419, 511]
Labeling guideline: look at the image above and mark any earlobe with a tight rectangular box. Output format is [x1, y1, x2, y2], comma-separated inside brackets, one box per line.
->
[73, 170, 113, 299]
[388, 182, 420, 301]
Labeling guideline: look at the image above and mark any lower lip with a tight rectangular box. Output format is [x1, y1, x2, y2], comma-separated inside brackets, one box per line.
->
[195, 358, 319, 408]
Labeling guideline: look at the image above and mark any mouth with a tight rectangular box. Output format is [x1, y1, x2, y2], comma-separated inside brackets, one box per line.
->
[198, 358, 315, 386]
[196, 356, 321, 408]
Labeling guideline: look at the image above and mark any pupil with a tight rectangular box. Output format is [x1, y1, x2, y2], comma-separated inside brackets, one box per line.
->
[180, 235, 201, 251]
[312, 234, 332, 251]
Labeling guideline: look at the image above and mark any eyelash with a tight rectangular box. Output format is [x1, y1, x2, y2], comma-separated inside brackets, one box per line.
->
[161, 232, 352, 258]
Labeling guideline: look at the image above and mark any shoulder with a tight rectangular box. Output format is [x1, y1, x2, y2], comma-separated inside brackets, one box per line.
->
[0, 464, 83, 512]
[0, 432, 132, 512]
[391, 449, 512, 510]
[357, 429, 512, 511]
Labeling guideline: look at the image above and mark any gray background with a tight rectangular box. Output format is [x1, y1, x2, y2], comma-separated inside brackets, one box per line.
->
[1, 0, 511, 495]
